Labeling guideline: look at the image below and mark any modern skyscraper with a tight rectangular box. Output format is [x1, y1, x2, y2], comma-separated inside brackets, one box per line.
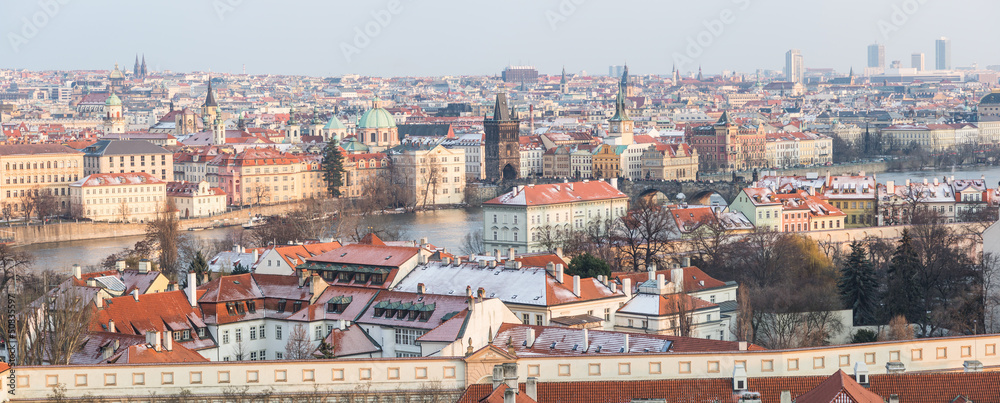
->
[609, 65, 625, 78]
[935, 37, 951, 70]
[867, 43, 885, 68]
[483, 93, 520, 182]
[785, 49, 803, 83]
[911, 53, 925, 71]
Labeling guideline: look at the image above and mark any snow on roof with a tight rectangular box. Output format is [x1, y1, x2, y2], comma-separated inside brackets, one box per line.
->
[484, 180, 627, 206]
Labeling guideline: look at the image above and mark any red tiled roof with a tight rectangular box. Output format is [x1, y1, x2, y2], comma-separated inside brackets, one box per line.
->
[319, 323, 381, 358]
[308, 243, 419, 268]
[484, 181, 627, 206]
[198, 273, 263, 303]
[794, 370, 883, 403]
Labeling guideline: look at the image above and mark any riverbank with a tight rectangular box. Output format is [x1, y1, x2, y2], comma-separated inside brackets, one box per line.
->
[698, 161, 889, 181]
[8, 201, 307, 246]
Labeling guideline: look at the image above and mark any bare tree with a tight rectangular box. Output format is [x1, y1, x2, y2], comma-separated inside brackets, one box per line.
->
[882, 315, 915, 341]
[460, 230, 484, 256]
[249, 183, 272, 207]
[222, 385, 274, 403]
[118, 196, 130, 223]
[31, 187, 58, 221]
[16, 281, 94, 365]
[1, 202, 13, 223]
[145, 201, 181, 279]
[672, 294, 693, 338]
[285, 324, 313, 360]
[734, 285, 754, 342]
[18, 189, 35, 220]
[0, 243, 32, 293]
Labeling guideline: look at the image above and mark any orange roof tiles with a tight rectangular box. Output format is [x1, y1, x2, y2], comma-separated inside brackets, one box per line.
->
[484, 180, 627, 206]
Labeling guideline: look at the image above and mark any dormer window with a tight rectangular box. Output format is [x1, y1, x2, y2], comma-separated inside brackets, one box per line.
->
[247, 301, 256, 314]
[292, 301, 302, 312]
[235, 302, 246, 315]
[277, 299, 286, 313]
[374, 307, 385, 317]
[226, 302, 236, 315]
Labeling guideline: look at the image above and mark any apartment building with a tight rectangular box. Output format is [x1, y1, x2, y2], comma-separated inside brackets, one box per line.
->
[640, 143, 699, 181]
[0, 144, 83, 216]
[82, 139, 174, 181]
[386, 141, 466, 207]
[69, 172, 167, 222]
[482, 180, 629, 254]
[206, 148, 324, 206]
[166, 180, 227, 219]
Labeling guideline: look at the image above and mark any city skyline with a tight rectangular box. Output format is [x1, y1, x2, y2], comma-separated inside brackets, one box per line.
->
[0, 0, 994, 77]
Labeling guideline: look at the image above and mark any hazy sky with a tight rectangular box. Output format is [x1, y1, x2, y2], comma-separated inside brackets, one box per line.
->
[2, 0, 996, 77]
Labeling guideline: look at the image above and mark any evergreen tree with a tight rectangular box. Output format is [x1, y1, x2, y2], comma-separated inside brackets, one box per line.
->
[567, 253, 611, 279]
[322, 141, 345, 197]
[317, 340, 335, 359]
[232, 263, 250, 275]
[187, 251, 208, 286]
[838, 242, 879, 325]
[886, 230, 921, 323]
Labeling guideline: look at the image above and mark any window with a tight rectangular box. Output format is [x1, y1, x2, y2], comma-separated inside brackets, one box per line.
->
[275, 325, 283, 340]
[315, 326, 323, 340]
[259, 325, 266, 339]
[247, 301, 256, 313]
[522, 313, 530, 324]
[275, 352, 283, 360]
[250, 326, 257, 340]
[235, 328, 242, 342]
[222, 330, 230, 344]
[395, 328, 424, 345]
[535, 315, 543, 326]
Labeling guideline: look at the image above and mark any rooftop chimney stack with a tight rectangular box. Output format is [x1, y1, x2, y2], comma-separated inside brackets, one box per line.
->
[555, 247, 563, 258]
[623, 334, 630, 353]
[526, 377, 538, 401]
[647, 264, 656, 281]
[572, 275, 581, 296]
[526, 328, 535, 348]
[108, 319, 115, 333]
[508, 247, 516, 261]
[546, 262, 555, 276]
[610, 177, 618, 189]
[115, 260, 126, 273]
[622, 278, 632, 298]
[163, 331, 173, 351]
[73, 264, 82, 279]
[555, 264, 564, 283]
[187, 272, 197, 307]
[153, 331, 162, 352]
[132, 289, 140, 301]
[582, 328, 589, 351]
[138, 260, 150, 274]
[671, 268, 685, 293]
[681, 256, 691, 267]
[492, 365, 504, 390]
[503, 390, 516, 403]
[780, 391, 792, 403]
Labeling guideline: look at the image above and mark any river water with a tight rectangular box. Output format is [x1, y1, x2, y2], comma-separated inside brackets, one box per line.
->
[18, 165, 1000, 274]
[18, 208, 484, 274]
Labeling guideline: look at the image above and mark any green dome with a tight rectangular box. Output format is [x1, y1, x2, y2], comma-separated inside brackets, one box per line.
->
[357, 97, 396, 129]
[106, 93, 122, 106]
[342, 137, 370, 152]
[324, 115, 346, 130]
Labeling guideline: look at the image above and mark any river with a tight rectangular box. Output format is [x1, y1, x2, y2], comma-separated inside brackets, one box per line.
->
[19, 165, 1000, 274]
[18, 208, 484, 274]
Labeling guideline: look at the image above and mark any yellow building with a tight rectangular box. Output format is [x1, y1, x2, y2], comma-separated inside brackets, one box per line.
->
[640, 143, 699, 181]
[82, 139, 174, 182]
[70, 172, 167, 222]
[592, 144, 623, 179]
[166, 181, 227, 219]
[206, 148, 325, 206]
[387, 142, 466, 208]
[0, 144, 84, 217]
[823, 174, 877, 227]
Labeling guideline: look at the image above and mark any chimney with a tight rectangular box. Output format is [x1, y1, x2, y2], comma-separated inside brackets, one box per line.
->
[115, 260, 126, 273]
[495, 249, 502, 260]
[508, 247, 516, 261]
[555, 264, 564, 283]
[887, 180, 895, 194]
[339, 320, 347, 331]
[455, 257, 462, 266]
[582, 328, 589, 351]
[95, 293, 104, 308]
[132, 289, 140, 301]
[610, 282, 618, 293]
[488, 260, 497, 268]
[681, 256, 691, 267]
[732, 363, 748, 391]
[187, 272, 197, 307]
[738, 341, 748, 351]
[610, 177, 618, 189]
[503, 362, 518, 390]
[503, 390, 515, 403]
[480, 259, 488, 267]
[964, 360, 983, 373]
[298, 269, 308, 287]
[138, 260, 150, 274]
[108, 319, 115, 333]
[163, 331, 173, 351]
[444, 257, 452, 265]
[656, 274, 666, 293]
[417, 283, 426, 294]
[623, 334, 630, 353]
[466, 285, 473, 298]
[526, 328, 535, 348]
[933, 177, 938, 186]
[546, 262, 555, 276]
[905, 179, 910, 186]
[889, 395, 899, 403]
[555, 247, 563, 258]
[145, 331, 155, 346]
[310, 273, 327, 302]
[671, 268, 685, 293]
[622, 278, 632, 298]
[73, 264, 82, 279]
[418, 254, 428, 265]
[467, 297, 475, 312]
[252, 249, 259, 263]
[854, 361, 869, 385]
[647, 264, 656, 282]
[420, 237, 428, 247]
[780, 391, 792, 403]
[526, 377, 538, 401]
[886, 361, 905, 374]
[153, 331, 162, 352]
[492, 365, 504, 389]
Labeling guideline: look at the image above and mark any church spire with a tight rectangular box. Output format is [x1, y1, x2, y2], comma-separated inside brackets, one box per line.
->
[491, 93, 511, 121]
[610, 82, 630, 122]
[204, 80, 218, 107]
[560, 66, 567, 84]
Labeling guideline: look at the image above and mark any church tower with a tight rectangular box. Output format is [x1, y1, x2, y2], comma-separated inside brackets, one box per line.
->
[607, 71, 634, 145]
[284, 105, 301, 144]
[560, 67, 569, 94]
[140, 54, 147, 78]
[484, 93, 520, 182]
[672, 64, 680, 84]
[133, 55, 140, 77]
[202, 80, 219, 124]
[103, 93, 125, 134]
[212, 112, 226, 145]
[620, 64, 634, 97]
[308, 107, 324, 138]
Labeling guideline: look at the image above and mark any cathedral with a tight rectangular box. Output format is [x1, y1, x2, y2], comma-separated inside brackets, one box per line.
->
[133, 54, 148, 79]
[483, 93, 520, 182]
